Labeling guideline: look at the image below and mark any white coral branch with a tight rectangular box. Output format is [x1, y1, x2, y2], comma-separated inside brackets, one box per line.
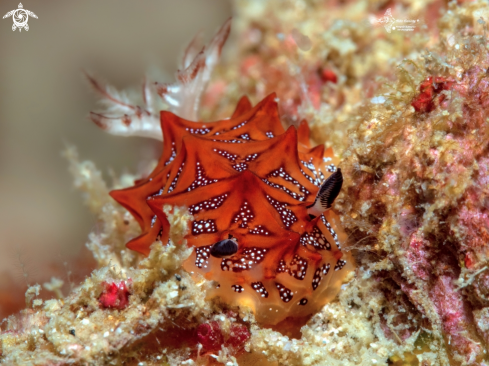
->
[87, 18, 231, 140]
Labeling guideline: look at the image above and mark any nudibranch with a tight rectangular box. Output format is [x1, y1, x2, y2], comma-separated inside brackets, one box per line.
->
[111, 94, 353, 324]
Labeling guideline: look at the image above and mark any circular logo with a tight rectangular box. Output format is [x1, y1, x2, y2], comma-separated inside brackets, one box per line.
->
[12, 9, 28, 28]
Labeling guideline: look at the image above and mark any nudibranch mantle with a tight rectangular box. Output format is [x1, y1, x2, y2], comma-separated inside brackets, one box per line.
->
[111, 94, 353, 324]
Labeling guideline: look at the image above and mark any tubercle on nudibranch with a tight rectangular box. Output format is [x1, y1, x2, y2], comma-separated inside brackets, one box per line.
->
[109, 93, 353, 324]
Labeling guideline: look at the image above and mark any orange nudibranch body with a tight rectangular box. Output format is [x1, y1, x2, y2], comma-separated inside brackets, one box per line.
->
[111, 94, 353, 324]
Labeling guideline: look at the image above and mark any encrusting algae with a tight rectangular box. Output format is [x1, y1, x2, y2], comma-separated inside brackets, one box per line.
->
[3, 0, 489, 365]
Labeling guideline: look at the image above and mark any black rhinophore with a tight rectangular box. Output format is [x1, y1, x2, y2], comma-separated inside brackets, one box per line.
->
[210, 238, 239, 258]
[307, 168, 343, 211]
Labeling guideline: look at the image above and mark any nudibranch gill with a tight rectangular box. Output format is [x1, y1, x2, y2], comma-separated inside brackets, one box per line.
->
[111, 94, 353, 324]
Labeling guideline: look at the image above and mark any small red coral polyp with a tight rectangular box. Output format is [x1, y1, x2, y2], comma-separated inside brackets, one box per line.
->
[99, 281, 130, 310]
[411, 76, 454, 113]
[196, 321, 224, 353]
[227, 323, 250, 348]
[111, 94, 353, 324]
[196, 321, 250, 354]
[320, 68, 337, 84]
